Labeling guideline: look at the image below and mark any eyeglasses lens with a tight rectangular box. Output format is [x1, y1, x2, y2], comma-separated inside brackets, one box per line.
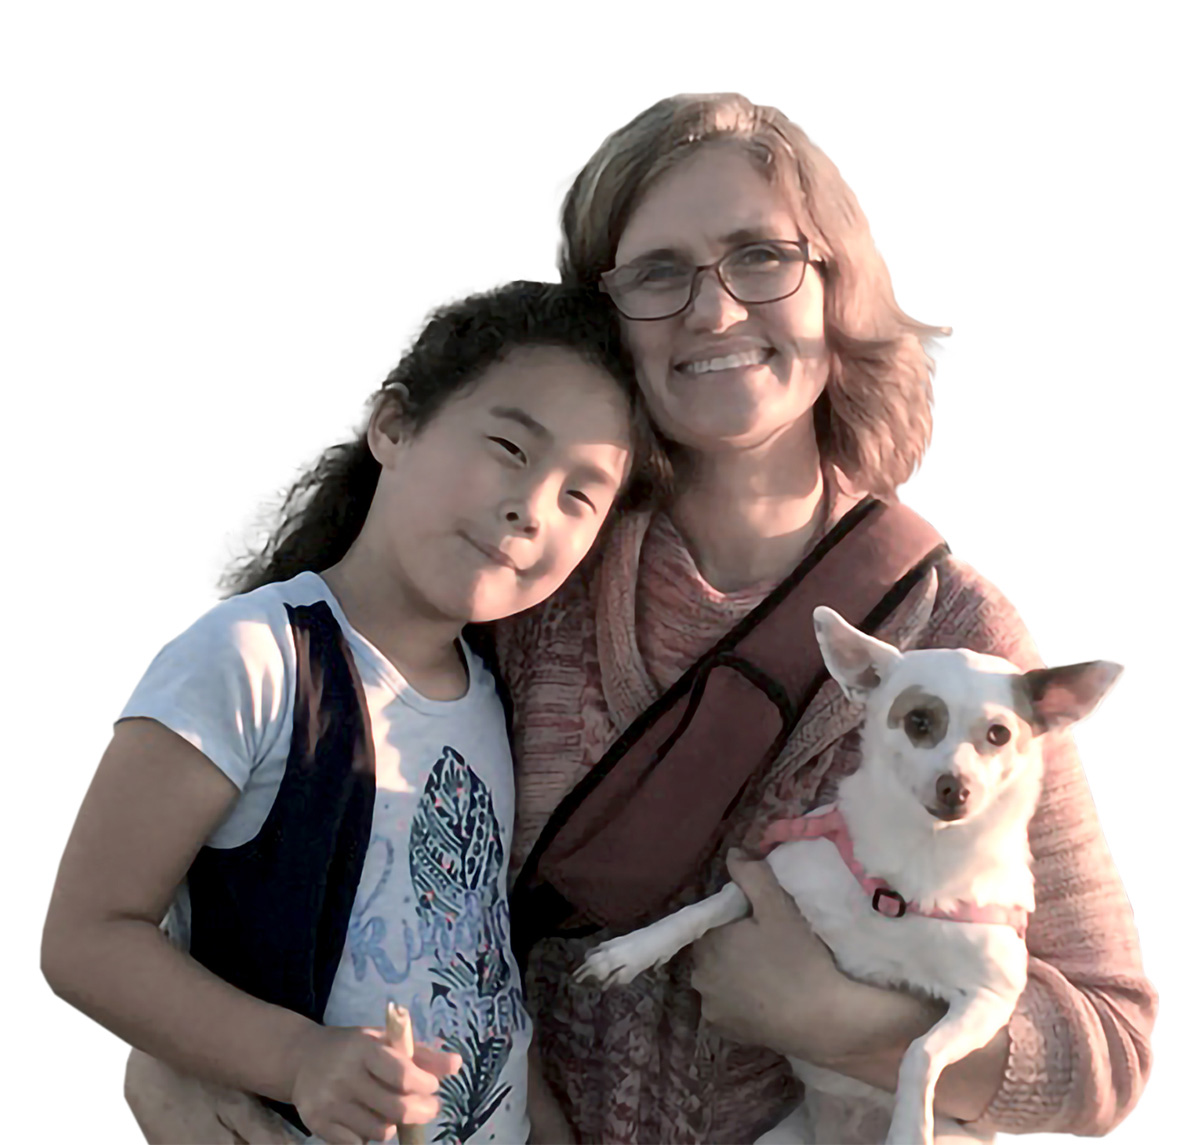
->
[605, 241, 809, 320]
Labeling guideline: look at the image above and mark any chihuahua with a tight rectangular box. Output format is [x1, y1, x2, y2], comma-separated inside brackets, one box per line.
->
[576, 605, 1122, 1144]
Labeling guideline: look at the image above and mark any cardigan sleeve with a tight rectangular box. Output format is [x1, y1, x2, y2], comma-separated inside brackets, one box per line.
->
[925, 557, 1156, 1135]
[492, 601, 554, 741]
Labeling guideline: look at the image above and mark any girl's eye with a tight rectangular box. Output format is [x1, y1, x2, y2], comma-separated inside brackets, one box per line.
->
[488, 437, 527, 464]
[568, 490, 597, 511]
[986, 724, 1011, 747]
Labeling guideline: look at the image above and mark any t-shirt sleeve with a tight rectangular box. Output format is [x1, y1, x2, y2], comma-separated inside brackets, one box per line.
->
[118, 591, 294, 792]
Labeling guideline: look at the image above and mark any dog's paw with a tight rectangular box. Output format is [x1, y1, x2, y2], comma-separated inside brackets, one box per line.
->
[573, 935, 666, 988]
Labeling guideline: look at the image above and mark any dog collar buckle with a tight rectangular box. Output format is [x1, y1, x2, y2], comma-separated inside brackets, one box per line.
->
[872, 887, 907, 918]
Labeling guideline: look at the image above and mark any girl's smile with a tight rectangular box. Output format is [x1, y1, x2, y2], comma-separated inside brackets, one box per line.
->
[366, 345, 633, 625]
[459, 532, 523, 572]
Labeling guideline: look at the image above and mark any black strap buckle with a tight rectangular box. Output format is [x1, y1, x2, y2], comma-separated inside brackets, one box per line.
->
[872, 887, 907, 918]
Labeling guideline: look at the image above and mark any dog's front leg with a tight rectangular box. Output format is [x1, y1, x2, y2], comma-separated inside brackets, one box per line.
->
[574, 882, 751, 987]
[884, 989, 1014, 1145]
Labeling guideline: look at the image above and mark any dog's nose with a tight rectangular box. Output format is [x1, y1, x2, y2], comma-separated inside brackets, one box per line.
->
[935, 773, 969, 810]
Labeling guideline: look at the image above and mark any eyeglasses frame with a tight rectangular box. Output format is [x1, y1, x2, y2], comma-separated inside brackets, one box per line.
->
[598, 238, 820, 322]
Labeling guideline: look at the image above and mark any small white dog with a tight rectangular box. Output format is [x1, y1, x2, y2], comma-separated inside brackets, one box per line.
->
[576, 605, 1122, 1145]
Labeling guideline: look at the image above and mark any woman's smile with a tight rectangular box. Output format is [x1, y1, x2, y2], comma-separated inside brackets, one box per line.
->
[615, 145, 829, 454]
[675, 345, 775, 377]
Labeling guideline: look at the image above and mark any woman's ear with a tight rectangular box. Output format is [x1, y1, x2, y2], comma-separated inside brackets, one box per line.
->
[367, 387, 411, 467]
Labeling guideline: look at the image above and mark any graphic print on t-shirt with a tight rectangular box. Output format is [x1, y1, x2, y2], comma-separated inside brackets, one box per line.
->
[409, 746, 526, 1142]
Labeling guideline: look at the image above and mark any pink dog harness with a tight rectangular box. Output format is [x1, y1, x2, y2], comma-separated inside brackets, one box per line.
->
[759, 805, 1029, 939]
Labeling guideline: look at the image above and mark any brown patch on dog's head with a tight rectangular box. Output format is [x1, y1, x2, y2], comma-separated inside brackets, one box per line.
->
[887, 686, 949, 747]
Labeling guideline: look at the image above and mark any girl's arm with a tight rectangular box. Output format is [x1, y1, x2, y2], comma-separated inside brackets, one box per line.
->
[43, 718, 312, 1100]
[43, 718, 450, 1142]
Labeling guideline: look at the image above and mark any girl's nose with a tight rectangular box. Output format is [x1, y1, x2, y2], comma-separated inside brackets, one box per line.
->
[502, 500, 540, 537]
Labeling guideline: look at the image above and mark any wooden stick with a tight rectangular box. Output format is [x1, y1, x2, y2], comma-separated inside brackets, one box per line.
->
[386, 1003, 424, 1145]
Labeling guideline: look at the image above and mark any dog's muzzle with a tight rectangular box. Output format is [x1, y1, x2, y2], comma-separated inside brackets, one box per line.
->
[930, 772, 970, 820]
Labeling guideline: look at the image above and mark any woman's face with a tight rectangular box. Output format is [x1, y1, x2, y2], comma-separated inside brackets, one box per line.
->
[613, 144, 830, 455]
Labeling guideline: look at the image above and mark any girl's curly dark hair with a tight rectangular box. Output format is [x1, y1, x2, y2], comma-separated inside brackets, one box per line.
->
[221, 280, 668, 597]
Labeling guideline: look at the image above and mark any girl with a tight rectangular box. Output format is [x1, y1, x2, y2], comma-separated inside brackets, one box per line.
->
[42, 280, 662, 1145]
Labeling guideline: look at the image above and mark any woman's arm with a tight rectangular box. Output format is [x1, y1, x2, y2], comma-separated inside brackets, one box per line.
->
[124, 1048, 295, 1145]
[527, 1036, 577, 1145]
[694, 737, 1156, 1134]
[931, 560, 1155, 1133]
[690, 852, 1008, 1122]
[965, 724, 1155, 1135]
[693, 560, 1156, 1135]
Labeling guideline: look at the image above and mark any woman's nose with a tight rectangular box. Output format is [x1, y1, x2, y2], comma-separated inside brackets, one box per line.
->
[685, 267, 748, 331]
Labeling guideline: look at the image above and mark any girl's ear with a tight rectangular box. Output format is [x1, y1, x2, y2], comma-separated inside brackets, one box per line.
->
[367, 387, 412, 466]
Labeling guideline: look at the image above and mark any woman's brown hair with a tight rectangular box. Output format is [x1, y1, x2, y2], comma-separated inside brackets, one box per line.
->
[559, 93, 948, 498]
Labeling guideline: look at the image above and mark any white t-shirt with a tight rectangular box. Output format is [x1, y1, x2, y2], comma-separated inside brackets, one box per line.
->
[119, 572, 531, 1145]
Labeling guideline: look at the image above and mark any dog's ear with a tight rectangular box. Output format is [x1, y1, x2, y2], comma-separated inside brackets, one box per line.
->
[813, 606, 902, 704]
[1017, 660, 1123, 734]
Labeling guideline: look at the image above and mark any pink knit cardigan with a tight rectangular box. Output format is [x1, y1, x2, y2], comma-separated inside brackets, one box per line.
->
[497, 507, 1155, 1143]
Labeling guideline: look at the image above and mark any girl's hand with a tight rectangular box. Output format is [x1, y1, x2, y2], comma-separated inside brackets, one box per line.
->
[290, 1024, 461, 1145]
[689, 849, 850, 1063]
[124, 1047, 294, 1144]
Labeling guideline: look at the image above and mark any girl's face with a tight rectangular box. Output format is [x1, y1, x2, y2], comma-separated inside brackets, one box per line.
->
[612, 144, 830, 455]
[369, 346, 632, 624]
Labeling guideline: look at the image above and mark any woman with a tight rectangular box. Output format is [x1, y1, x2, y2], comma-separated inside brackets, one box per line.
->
[125, 93, 1154, 1143]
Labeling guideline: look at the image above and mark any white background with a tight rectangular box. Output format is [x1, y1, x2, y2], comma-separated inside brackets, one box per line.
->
[3, 2, 1194, 1141]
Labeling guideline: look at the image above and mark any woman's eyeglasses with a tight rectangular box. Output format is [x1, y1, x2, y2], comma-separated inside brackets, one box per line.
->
[599, 238, 816, 321]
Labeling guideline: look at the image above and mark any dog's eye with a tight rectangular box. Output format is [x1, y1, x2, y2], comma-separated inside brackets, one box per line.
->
[906, 710, 932, 736]
[986, 724, 1011, 746]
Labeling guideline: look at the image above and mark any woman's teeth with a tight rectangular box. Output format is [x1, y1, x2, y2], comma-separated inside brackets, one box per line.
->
[680, 349, 770, 375]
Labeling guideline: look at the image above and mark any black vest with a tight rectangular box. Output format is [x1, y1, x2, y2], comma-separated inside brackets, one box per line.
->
[188, 601, 373, 1134]
[186, 602, 509, 1136]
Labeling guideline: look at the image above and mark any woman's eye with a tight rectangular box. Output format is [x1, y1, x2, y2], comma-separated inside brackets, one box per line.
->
[637, 262, 689, 286]
[731, 243, 784, 268]
[986, 724, 1011, 746]
[488, 437, 527, 463]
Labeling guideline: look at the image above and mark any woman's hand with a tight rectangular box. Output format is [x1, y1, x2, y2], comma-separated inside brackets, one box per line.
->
[125, 1047, 294, 1144]
[691, 850, 1007, 1121]
[689, 849, 852, 1062]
